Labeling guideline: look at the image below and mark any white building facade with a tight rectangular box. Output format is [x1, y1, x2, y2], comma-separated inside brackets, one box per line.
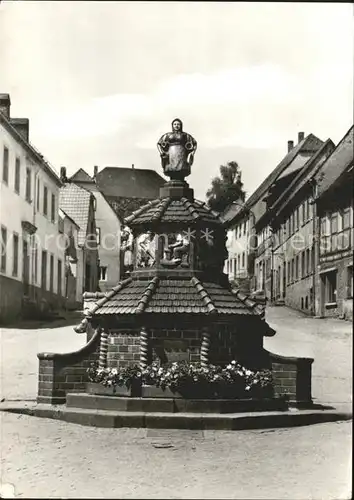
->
[0, 95, 64, 322]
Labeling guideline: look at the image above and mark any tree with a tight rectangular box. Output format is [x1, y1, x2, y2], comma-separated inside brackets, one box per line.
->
[206, 161, 246, 213]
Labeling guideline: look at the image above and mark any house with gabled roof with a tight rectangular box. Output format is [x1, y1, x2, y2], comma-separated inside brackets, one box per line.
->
[268, 138, 335, 313]
[94, 165, 166, 220]
[0, 93, 65, 322]
[59, 171, 99, 303]
[222, 132, 325, 299]
[69, 167, 123, 291]
[314, 125, 353, 320]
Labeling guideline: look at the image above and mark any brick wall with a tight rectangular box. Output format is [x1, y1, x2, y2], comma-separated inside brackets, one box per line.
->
[37, 328, 101, 404]
[106, 320, 265, 370]
[266, 350, 313, 404]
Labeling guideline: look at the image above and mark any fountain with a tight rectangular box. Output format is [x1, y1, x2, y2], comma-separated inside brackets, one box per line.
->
[37, 120, 314, 427]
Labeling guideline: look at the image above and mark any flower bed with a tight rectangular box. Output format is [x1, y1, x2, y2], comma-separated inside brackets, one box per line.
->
[87, 361, 273, 399]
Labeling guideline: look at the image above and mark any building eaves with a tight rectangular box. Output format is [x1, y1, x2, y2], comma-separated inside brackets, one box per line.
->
[316, 126, 354, 200]
[0, 111, 62, 187]
[59, 208, 81, 229]
[271, 139, 335, 217]
[244, 134, 321, 209]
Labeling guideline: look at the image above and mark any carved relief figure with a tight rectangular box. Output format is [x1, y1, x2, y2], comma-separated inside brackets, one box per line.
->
[136, 231, 156, 268]
[121, 225, 134, 274]
[157, 119, 197, 179]
[161, 232, 190, 267]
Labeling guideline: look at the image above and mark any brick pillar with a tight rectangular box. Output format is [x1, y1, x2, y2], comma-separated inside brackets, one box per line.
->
[200, 326, 211, 368]
[139, 326, 149, 370]
[98, 329, 109, 369]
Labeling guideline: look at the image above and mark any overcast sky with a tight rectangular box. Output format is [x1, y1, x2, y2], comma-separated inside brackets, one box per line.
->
[1, 1, 353, 200]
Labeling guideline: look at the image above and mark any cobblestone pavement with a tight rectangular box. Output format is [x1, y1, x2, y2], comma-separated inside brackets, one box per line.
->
[0, 306, 351, 405]
[264, 306, 352, 406]
[0, 307, 352, 498]
[0, 413, 351, 499]
[0, 324, 85, 401]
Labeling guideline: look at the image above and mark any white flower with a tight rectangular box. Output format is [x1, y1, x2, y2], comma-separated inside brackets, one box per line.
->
[245, 386, 250, 391]
[245, 369, 252, 376]
[111, 368, 118, 375]
[231, 360, 236, 365]
[227, 364, 232, 370]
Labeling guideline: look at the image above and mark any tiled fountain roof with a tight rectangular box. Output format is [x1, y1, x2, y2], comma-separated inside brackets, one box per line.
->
[74, 277, 268, 333]
[124, 197, 221, 225]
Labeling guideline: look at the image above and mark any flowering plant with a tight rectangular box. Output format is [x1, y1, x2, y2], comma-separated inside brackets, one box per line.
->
[87, 364, 141, 389]
[87, 360, 273, 398]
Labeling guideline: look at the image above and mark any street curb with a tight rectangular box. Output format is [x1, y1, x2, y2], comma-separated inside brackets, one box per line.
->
[0, 401, 352, 430]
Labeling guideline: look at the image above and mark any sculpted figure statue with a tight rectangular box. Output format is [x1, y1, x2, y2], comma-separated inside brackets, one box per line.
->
[157, 119, 197, 179]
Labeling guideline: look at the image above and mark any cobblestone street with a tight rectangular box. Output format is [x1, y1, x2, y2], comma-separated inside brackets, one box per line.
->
[0, 412, 351, 499]
[0, 306, 352, 498]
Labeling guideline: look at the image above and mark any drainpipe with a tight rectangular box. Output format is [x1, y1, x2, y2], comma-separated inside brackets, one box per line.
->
[31, 167, 40, 300]
[309, 178, 317, 316]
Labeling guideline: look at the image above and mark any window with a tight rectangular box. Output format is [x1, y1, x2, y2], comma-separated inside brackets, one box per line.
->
[342, 208, 351, 229]
[96, 227, 101, 246]
[295, 208, 299, 231]
[309, 248, 313, 273]
[41, 250, 47, 289]
[291, 258, 295, 283]
[99, 266, 107, 281]
[238, 225, 242, 238]
[1, 226, 7, 272]
[49, 254, 54, 293]
[305, 249, 310, 275]
[12, 233, 19, 277]
[295, 255, 299, 280]
[234, 228, 237, 240]
[303, 199, 307, 221]
[242, 252, 245, 268]
[324, 270, 337, 304]
[14, 157, 20, 194]
[308, 200, 313, 219]
[36, 177, 40, 211]
[301, 251, 305, 278]
[57, 259, 62, 296]
[25, 167, 31, 202]
[300, 203, 303, 225]
[237, 254, 240, 271]
[34, 243, 38, 284]
[243, 221, 247, 235]
[43, 186, 48, 215]
[305, 296, 308, 309]
[347, 266, 353, 298]
[51, 193, 56, 223]
[330, 213, 338, 234]
[287, 261, 290, 285]
[2, 146, 9, 184]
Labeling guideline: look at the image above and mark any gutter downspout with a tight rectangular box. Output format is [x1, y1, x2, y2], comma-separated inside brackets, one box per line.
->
[310, 178, 317, 316]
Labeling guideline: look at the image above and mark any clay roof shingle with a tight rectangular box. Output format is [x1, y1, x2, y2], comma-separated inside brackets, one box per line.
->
[125, 197, 221, 226]
[316, 126, 354, 199]
[59, 183, 92, 246]
[244, 134, 324, 209]
[95, 167, 166, 199]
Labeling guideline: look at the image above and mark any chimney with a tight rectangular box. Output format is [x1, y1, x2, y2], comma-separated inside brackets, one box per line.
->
[93, 165, 98, 179]
[10, 118, 29, 142]
[60, 166, 67, 183]
[132, 163, 135, 169]
[298, 131, 305, 143]
[288, 140, 294, 153]
[0, 94, 11, 118]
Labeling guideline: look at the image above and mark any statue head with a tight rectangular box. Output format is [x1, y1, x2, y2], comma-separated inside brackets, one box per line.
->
[171, 118, 183, 132]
